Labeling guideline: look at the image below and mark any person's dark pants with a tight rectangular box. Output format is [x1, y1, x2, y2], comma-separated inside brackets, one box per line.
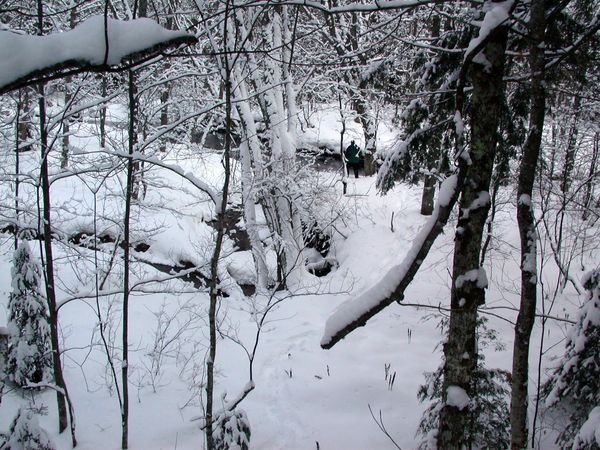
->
[347, 163, 359, 178]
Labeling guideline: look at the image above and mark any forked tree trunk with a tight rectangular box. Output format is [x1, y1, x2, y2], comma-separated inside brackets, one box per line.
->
[510, 2, 547, 448]
[437, 17, 508, 449]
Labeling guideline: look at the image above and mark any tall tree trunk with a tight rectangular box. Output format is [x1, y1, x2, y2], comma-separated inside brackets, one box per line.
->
[61, 81, 71, 169]
[437, 19, 507, 449]
[560, 94, 581, 195]
[99, 76, 107, 148]
[36, 3, 74, 444]
[60, 6, 77, 169]
[39, 82, 70, 438]
[206, 4, 233, 448]
[511, 4, 547, 447]
[158, 87, 170, 153]
[14, 93, 22, 249]
[420, 14, 441, 216]
[17, 89, 32, 146]
[121, 69, 138, 450]
[233, 70, 270, 288]
[582, 132, 598, 220]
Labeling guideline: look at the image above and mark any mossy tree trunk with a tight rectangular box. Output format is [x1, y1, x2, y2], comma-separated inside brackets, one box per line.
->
[437, 15, 508, 449]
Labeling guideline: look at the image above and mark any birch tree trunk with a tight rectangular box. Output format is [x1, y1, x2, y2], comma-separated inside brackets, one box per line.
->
[233, 69, 270, 288]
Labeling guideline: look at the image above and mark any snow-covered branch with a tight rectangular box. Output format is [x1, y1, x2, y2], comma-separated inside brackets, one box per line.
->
[233, 0, 445, 14]
[321, 173, 462, 349]
[110, 150, 222, 209]
[0, 16, 197, 95]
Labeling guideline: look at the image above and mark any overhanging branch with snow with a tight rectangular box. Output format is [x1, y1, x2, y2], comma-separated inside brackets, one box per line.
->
[0, 16, 197, 95]
[320, 173, 463, 349]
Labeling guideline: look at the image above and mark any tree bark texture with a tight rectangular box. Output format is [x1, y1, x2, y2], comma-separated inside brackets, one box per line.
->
[560, 93, 581, 195]
[510, 1, 546, 448]
[17, 89, 32, 146]
[419, 15, 441, 217]
[582, 132, 598, 219]
[354, 91, 377, 176]
[437, 21, 507, 449]
[420, 174, 436, 216]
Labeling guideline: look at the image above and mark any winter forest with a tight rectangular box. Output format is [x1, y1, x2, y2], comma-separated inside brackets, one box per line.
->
[0, 0, 598, 449]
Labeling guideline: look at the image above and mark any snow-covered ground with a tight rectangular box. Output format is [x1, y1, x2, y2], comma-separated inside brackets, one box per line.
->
[0, 107, 588, 449]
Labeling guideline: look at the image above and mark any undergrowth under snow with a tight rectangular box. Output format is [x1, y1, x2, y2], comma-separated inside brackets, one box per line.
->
[0, 107, 590, 450]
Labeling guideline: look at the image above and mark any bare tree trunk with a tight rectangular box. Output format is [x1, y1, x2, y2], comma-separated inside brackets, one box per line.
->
[39, 83, 71, 438]
[510, 2, 547, 449]
[158, 9, 173, 153]
[582, 132, 598, 220]
[17, 89, 32, 146]
[136, 0, 148, 18]
[121, 69, 138, 450]
[420, 175, 436, 216]
[206, 3, 233, 448]
[233, 74, 270, 288]
[61, 6, 77, 169]
[437, 18, 507, 449]
[560, 93, 581, 195]
[159, 87, 170, 153]
[99, 76, 107, 148]
[14, 93, 22, 249]
[339, 91, 348, 194]
[61, 82, 71, 169]
[354, 93, 377, 176]
[420, 15, 441, 216]
[36, 3, 74, 444]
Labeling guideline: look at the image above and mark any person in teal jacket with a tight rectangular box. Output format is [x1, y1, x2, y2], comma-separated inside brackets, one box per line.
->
[344, 140, 361, 178]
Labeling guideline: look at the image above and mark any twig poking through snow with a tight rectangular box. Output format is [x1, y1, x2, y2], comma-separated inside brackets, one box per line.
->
[368, 404, 403, 450]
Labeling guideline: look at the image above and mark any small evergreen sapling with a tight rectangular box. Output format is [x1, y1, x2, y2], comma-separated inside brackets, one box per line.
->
[2, 408, 55, 450]
[5, 243, 53, 387]
[543, 269, 600, 449]
[212, 409, 251, 450]
[416, 318, 511, 449]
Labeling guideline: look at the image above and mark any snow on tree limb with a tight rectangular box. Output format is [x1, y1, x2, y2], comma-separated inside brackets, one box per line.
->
[321, 173, 462, 349]
[233, 0, 447, 14]
[110, 150, 222, 210]
[463, 1, 513, 65]
[0, 16, 197, 95]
